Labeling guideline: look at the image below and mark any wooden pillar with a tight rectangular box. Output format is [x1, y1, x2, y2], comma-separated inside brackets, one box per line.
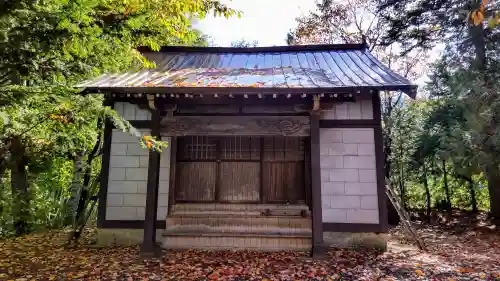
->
[140, 100, 161, 257]
[310, 112, 326, 258]
[97, 95, 113, 228]
[373, 92, 389, 232]
[167, 137, 177, 215]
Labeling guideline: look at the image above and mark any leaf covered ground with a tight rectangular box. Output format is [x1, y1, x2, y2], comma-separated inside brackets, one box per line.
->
[1, 214, 500, 281]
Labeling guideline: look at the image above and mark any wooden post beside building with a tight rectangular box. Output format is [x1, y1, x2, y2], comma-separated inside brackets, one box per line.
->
[310, 108, 326, 258]
[140, 98, 161, 257]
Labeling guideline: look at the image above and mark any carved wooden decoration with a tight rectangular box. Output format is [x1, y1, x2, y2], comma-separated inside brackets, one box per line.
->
[160, 116, 310, 136]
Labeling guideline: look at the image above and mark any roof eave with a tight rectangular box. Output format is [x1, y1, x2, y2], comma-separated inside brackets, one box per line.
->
[79, 84, 417, 97]
[136, 43, 368, 54]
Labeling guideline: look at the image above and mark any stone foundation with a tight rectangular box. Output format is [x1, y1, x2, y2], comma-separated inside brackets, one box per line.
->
[163, 234, 312, 251]
[97, 229, 164, 246]
[323, 232, 388, 251]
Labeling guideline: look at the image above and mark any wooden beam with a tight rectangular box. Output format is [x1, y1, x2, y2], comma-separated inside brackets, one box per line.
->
[140, 99, 162, 257]
[102, 220, 166, 229]
[111, 95, 357, 107]
[319, 119, 379, 128]
[128, 120, 151, 128]
[167, 137, 177, 215]
[97, 96, 113, 228]
[373, 92, 389, 232]
[160, 116, 310, 136]
[323, 223, 385, 233]
[309, 113, 325, 258]
[259, 137, 265, 204]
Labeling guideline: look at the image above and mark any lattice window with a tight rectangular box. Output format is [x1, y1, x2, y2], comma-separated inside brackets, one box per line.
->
[262, 136, 306, 161]
[220, 136, 260, 161]
[177, 136, 218, 161]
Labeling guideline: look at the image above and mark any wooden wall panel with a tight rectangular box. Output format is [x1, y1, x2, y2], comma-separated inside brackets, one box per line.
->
[263, 162, 305, 203]
[175, 162, 216, 201]
[219, 162, 260, 202]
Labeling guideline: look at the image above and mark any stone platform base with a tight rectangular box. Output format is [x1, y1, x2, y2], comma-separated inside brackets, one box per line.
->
[97, 228, 164, 246]
[162, 233, 311, 251]
[323, 232, 388, 251]
[162, 203, 312, 251]
[97, 229, 385, 251]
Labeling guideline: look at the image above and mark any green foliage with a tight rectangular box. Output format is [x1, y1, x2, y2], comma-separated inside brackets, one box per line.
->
[230, 39, 259, 47]
[0, 0, 239, 236]
[389, 98, 491, 212]
[0, 0, 239, 84]
[372, 0, 500, 217]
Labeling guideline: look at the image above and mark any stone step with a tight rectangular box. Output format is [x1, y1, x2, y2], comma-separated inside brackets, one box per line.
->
[170, 210, 264, 216]
[171, 203, 310, 213]
[162, 232, 312, 251]
[164, 230, 311, 237]
[166, 225, 312, 235]
[166, 216, 312, 230]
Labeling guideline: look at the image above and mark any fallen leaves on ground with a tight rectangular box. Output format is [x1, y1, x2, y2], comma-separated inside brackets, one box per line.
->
[0, 222, 499, 281]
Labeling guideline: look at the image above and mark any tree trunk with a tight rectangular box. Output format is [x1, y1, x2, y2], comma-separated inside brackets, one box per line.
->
[468, 18, 500, 220]
[399, 172, 405, 209]
[67, 119, 104, 244]
[442, 160, 451, 213]
[0, 163, 6, 184]
[0, 164, 6, 215]
[383, 105, 400, 225]
[74, 121, 102, 229]
[422, 163, 431, 221]
[9, 137, 30, 235]
[64, 149, 86, 227]
[468, 23, 486, 71]
[399, 142, 406, 210]
[467, 177, 477, 213]
[486, 165, 500, 220]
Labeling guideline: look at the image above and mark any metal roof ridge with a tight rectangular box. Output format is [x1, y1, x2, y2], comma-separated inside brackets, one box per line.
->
[137, 43, 368, 54]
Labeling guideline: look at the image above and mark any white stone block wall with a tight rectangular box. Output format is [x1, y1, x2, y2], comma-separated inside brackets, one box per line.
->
[106, 129, 150, 220]
[321, 99, 373, 120]
[157, 136, 171, 221]
[106, 131, 172, 221]
[114, 102, 152, 120]
[105, 101, 171, 222]
[319, 128, 379, 224]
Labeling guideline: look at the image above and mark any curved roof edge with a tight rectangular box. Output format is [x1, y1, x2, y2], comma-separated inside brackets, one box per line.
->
[136, 43, 369, 54]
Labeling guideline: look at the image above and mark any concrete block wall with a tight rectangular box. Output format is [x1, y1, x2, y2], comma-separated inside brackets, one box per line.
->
[157, 136, 171, 220]
[114, 102, 152, 120]
[320, 99, 373, 120]
[319, 128, 379, 224]
[106, 129, 151, 220]
[105, 101, 171, 221]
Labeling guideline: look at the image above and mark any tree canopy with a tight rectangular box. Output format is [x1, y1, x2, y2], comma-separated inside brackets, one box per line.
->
[0, 0, 239, 235]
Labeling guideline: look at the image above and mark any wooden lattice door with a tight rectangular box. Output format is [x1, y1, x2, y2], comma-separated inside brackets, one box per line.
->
[175, 136, 306, 204]
[261, 136, 306, 203]
[176, 136, 218, 201]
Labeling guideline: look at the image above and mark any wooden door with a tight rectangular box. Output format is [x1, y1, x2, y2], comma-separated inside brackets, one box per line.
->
[262, 137, 306, 203]
[218, 137, 260, 202]
[175, 136, 218, 201]
[175, 136, 306, 204]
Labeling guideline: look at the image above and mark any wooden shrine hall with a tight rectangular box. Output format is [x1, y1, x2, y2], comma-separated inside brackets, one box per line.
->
[77, 43, 416, 256]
